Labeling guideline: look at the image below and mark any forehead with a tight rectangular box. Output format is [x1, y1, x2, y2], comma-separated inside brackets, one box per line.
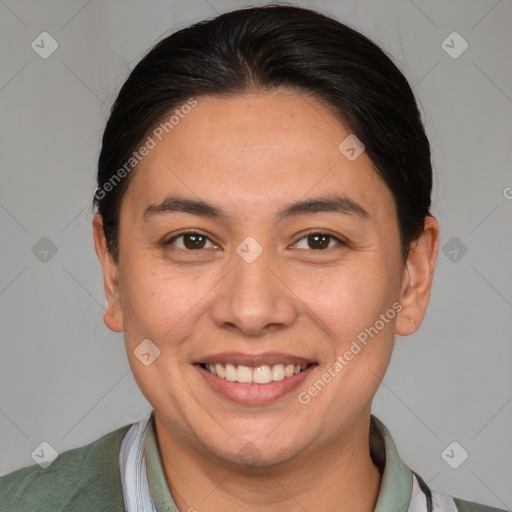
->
[121, 92, 395, 223]
[166, 92, 349, 164]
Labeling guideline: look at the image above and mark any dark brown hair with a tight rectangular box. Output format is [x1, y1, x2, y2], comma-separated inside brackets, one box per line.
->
[94, 5, 432, 261]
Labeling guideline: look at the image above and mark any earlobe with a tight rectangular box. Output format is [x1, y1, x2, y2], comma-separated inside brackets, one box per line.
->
[92, 213, 124, 333]
[103, 302, 124, 333]
[396, 216, 439, 336]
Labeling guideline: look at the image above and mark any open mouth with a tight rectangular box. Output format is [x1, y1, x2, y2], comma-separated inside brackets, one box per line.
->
[199, 362, 313, 385]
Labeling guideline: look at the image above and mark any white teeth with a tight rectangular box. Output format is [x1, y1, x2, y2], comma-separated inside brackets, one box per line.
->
[272, 364, 285, 381]
[215, 363, 226, 378]
[236, 365, 253, 383]
[284, 364, 294, 377]
[203, 362, 309, 384]
[253, 365, 272, 384]
[225, 363, 237, 382]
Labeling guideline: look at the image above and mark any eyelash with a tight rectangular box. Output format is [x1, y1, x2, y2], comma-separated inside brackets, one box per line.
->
[164, 230, 346, 251]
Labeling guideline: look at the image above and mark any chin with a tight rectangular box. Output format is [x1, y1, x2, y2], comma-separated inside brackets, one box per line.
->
[203, 435, 306, 469]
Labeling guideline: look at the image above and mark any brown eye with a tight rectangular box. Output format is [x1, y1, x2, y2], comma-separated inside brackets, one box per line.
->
[307, 234, 330, 249]
[293, 232, 343, 250]
[166, 232, 215, 250]
[183, 234, 206, 249]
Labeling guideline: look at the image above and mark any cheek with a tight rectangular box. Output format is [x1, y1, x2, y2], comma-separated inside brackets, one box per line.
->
[299, 259, 401, 342]
[117, 263, 202, 413]
[118, 260, 214, 348]
[297, 263, 399, 420]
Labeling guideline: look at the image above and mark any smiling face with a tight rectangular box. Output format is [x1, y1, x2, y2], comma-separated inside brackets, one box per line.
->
[93, 91, 437, 468]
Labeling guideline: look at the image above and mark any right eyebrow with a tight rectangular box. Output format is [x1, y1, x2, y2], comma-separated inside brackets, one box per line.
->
[143, 196, 229, 222]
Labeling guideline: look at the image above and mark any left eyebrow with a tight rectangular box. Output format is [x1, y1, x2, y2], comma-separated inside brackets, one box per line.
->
[276, 194, 369, 221]
[142, 193, 369, 223]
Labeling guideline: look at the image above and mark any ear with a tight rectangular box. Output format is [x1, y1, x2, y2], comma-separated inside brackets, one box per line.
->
[396, 216, 439, 336]
[92, 213, 124, 333]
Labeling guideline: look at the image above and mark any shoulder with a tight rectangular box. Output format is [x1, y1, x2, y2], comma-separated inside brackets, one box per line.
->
[453, 497, 509, 512]
[414, 471, 507, 512]
[0, 424, 131, 512]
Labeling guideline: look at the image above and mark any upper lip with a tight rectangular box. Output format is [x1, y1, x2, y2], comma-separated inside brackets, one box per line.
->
[195, 352, 315, 367]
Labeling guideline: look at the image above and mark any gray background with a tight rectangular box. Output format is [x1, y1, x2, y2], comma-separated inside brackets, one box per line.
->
[0, 0, 511, 508]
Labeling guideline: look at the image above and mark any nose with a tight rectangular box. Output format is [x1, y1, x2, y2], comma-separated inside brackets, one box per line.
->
[210, 250, 299, 337]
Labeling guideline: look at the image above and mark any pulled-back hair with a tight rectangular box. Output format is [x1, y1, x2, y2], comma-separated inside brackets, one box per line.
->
[95, 5, 432, 262]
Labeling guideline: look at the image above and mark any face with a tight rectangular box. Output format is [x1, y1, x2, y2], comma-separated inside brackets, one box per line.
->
[94, 91, 437, 467]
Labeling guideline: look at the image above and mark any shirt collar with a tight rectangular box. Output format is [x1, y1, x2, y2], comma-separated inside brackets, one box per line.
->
[370, 415, 413, 512]
[144, 417, 178, 512]
[126, 413, 415, 512]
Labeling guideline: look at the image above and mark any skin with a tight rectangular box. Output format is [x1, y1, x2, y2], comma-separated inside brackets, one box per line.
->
[93, 91, 439, 512]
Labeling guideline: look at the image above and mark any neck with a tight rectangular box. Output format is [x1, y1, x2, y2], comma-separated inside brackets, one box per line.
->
[155, 411, 382, 512]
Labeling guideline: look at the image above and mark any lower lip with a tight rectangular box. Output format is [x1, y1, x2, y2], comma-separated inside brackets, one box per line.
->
[195, 364, 316, 405]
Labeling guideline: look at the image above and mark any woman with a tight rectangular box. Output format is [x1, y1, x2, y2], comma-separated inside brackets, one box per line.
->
[0, 5, 505, 512]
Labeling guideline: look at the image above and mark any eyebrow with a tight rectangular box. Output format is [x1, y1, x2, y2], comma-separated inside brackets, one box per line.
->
[142, 194, 369, 223]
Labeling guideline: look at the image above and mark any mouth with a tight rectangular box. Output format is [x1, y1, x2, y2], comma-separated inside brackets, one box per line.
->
[194, 353, 317, 404]
[199, 362, 311, 384]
